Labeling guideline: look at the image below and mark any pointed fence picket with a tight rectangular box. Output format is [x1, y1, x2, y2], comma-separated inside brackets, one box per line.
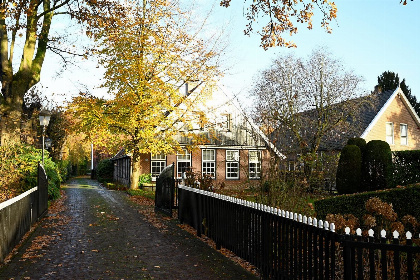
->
[177, 185, 420, 279]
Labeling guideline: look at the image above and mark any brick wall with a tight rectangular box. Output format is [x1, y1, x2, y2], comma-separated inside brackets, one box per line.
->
[364, 94, 420, 151]
[144, 148, 270, 189]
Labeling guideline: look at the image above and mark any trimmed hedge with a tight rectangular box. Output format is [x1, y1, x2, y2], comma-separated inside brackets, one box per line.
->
[363, 140, 393, 191]
[347, 138, 367, 155]
[393, 150, 420, 186]
[315, 184, 420, 221]
[336, 145, 362, 194]
[96, 159, 114, 183]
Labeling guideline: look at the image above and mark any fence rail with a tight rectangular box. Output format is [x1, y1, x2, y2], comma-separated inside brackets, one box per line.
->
[0, 163, 48, 263]
[177, 185, 420, 279]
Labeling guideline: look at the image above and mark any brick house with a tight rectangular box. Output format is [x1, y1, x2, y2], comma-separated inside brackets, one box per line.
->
[110, 86, 282, 188]
[274, 87, 420, 174]
[360, 87, 420, 151]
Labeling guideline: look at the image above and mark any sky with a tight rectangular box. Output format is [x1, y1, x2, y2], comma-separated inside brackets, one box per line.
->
[39, 0, 420, 110]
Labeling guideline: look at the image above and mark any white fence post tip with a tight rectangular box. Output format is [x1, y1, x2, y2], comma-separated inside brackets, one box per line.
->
[368, 229, 374, 237]
[313, 218, 318, 227]
[356, 228, 362, 236]
[282, 210, 286, 217]
[330, 223, 335, 233]
[393, 230, 400, 239]
[324, 221, 329, 230]
[298, 214, 302, 223]
[303, 216, 307, 224]
[308, 217, 312, 225]
[381, 229, 386, 238]
[345, 227, 351, 235]
[406, 231, 412, 240]
[294, 213, 298, 221]
[318, 220, 323, 228]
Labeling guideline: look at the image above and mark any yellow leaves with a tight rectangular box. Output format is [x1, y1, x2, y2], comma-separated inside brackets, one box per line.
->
[222, 0, 337, 49]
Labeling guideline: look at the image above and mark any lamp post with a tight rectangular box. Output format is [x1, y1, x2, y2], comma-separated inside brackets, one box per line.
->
[39, 110, 51, 165]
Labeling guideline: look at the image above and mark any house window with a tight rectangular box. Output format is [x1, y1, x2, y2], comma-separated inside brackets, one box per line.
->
[226, 150, 239, 179]
[151, 154, 166, 181]
[177, 149, 191, 178]
[400, 124, 408, 145]
[202, 149, 215, 178]
[249, 150, 261, 179]
[386, 122, 394, 145]
[221, 114, 231, 131]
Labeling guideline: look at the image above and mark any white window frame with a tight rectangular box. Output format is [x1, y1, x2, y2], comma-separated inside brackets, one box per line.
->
[177, 149, 191, 178]
[400, 123, 408, 145]
[151, 154, 166, 181]
[248, 150, 261, 179]
[226, 150, 239, 179]
[202, 149, 216, 178]
[221, 114, 231, 131]
[386, 122, 394, 145]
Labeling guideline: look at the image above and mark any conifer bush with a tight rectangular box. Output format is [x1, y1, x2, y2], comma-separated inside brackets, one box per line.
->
[347, 137, 367, 155]
[363, 140, 394, 190]
[96, 159, 114, 183]
[336, 145, 362, 194]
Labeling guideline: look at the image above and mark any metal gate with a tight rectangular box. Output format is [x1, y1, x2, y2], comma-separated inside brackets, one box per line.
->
[154, 163, 176, 216]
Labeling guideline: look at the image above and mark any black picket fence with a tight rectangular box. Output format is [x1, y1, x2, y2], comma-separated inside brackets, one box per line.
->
[178, 186, 420, 279]
[0, 163, 48, 262]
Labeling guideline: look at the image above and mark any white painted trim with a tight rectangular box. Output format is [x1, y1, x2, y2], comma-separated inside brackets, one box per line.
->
[361, 87, 420, 139]
[361, 88, 400, 139]
[0, 187, 38, 211]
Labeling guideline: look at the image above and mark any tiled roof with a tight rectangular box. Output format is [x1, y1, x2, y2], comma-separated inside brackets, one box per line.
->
[319, 89, 395, 150]
[273, 89, 395, 152]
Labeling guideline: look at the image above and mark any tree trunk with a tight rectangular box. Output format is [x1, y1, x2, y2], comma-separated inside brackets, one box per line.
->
[130, 149, 141, 190]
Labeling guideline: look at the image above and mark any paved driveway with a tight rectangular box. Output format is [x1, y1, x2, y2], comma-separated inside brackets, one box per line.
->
[0, 178, 257, 280]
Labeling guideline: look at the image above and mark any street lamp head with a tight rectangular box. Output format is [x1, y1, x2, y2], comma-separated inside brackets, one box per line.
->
[39, 110, 51, 126]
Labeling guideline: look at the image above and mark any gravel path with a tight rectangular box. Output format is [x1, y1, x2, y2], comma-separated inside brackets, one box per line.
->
[0, 178, 257, 280]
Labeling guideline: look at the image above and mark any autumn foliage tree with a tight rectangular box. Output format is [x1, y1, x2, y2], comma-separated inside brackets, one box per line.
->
[69, 0, 223, 189]
[0, 0, 121, 145]
[220, 0, 337, 49]
[220, 0, 411, 49]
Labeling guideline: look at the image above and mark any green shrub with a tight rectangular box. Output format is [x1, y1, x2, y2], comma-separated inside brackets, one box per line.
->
[347, 138, 367, 155]
[393, 150, 420, 185]
[56, 160, 72, 182]
[336, 145, 362, 194]
[363, 140, 394, 191]
[138, 173, 152, 187]
[0, 144, 61, 201]
[315, 184, 420, 221]
[96, 159, 114, 183]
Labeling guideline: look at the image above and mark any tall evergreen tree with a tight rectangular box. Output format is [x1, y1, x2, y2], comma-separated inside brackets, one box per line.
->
[377, 71, 420, 116]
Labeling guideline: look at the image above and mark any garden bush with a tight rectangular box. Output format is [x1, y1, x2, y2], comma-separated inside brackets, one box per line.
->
[393, 150, 420, 185]
[96, 159, 114, 183]
[315, 184, 420, 221]
[139, 173, 152, 187]
[346, 137, 367, 155]
[0, 144, 62, 201]
[363, 140, 394, 191]
[56, 160, 72, 182]
[336, 145, 362, 194]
